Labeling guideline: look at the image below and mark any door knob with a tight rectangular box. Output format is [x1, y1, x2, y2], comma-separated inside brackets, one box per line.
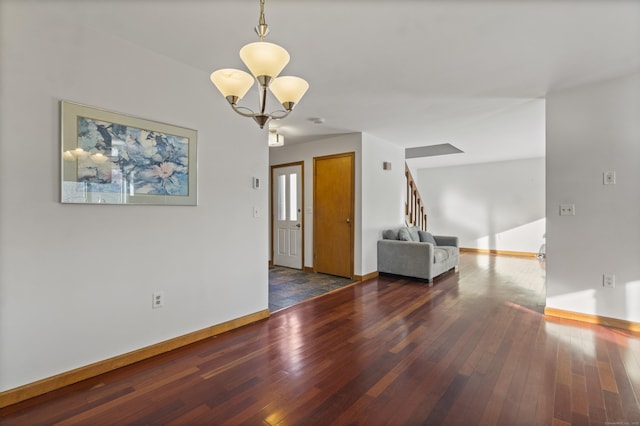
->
[346, 219, 350, 224]
[296, 223, 301, 228]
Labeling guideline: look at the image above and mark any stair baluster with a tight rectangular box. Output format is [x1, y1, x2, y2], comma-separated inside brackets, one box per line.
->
[404, 164, 427, 231]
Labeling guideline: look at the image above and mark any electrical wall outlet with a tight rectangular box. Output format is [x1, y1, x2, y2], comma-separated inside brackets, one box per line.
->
[603, 171, 616, 185]
[559, 204, 575, 216]
[152, 291, 164, 308]
[603, 274, 615, 289]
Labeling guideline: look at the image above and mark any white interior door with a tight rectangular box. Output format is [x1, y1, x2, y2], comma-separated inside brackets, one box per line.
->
[273, 165, 303, 269]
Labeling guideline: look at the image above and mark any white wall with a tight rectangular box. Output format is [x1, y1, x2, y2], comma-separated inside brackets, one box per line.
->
[417, 158, 546, 253]
[269, 133, 362, 272]
[0, 2, 269, 391]
[269, 132, 405, 276]
[361, 133, 405, 275]
[546, 72, 640, 322]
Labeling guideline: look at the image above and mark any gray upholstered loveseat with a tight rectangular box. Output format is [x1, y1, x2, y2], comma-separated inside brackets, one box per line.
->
[377, 226, 459, 284]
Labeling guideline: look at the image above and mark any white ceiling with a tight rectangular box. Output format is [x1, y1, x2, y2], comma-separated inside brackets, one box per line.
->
[61, 0, 640, 168]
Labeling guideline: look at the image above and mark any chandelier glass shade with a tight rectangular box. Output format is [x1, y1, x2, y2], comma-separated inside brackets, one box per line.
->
[210, 0, 309, 129]
[240, 42, 289, 78]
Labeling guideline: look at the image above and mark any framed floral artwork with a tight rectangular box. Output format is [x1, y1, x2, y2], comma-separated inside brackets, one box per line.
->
[61, 101, 197, 205]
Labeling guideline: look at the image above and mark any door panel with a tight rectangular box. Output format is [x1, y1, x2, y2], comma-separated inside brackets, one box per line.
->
[272, 164, 303, 269]
[313, 153, 354, 278]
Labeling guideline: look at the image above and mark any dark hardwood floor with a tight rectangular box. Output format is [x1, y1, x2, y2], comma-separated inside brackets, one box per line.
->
[2, 253, 639, 425]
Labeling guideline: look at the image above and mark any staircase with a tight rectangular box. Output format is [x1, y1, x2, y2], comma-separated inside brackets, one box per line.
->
[405, 164, 427, 231]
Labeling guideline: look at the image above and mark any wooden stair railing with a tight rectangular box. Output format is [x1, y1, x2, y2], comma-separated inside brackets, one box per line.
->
[405, 164, 427, 231]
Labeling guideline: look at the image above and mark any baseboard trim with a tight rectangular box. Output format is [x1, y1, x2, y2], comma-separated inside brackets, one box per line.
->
[544, 307, 640, 332]
[355, 271, 379, 281]
[460, 247, 538, 258]
[304, 266, 314, 273]
[0, 309, 270, 408]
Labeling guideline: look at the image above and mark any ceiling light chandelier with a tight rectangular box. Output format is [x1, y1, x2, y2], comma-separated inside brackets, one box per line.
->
[210, 0, 309, 129]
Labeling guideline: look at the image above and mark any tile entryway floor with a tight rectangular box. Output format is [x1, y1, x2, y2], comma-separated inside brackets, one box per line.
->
[268, 266, 355, 312]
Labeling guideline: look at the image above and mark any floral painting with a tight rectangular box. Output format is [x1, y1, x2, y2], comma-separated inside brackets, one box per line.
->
[61, 101, 197, 205]
[74, 117, 190, 196]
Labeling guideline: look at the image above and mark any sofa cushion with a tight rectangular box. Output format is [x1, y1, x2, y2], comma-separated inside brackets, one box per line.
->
[439, 246, 458, 257]
[418, 230, 438, 246]
[398, 228, 412, 241]
[433, 247, 450, 263]
[382, 228, 399, 240]
[407, 226, 420, 242]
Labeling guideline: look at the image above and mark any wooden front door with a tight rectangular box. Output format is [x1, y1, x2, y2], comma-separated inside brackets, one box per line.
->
[313, 152, 354, 278]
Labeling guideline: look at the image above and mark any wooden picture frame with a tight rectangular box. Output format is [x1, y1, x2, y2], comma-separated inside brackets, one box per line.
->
[61, 101, 197, 205]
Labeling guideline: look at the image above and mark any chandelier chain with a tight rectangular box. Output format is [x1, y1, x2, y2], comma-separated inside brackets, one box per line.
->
[259, 0, 266, 26]
[257, 0, 268, 41]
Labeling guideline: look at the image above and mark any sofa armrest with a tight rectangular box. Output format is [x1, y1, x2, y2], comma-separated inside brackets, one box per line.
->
[378, 240, 434, 257]
[434, 235, 458, 247]
[377, 240, 434, 280]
